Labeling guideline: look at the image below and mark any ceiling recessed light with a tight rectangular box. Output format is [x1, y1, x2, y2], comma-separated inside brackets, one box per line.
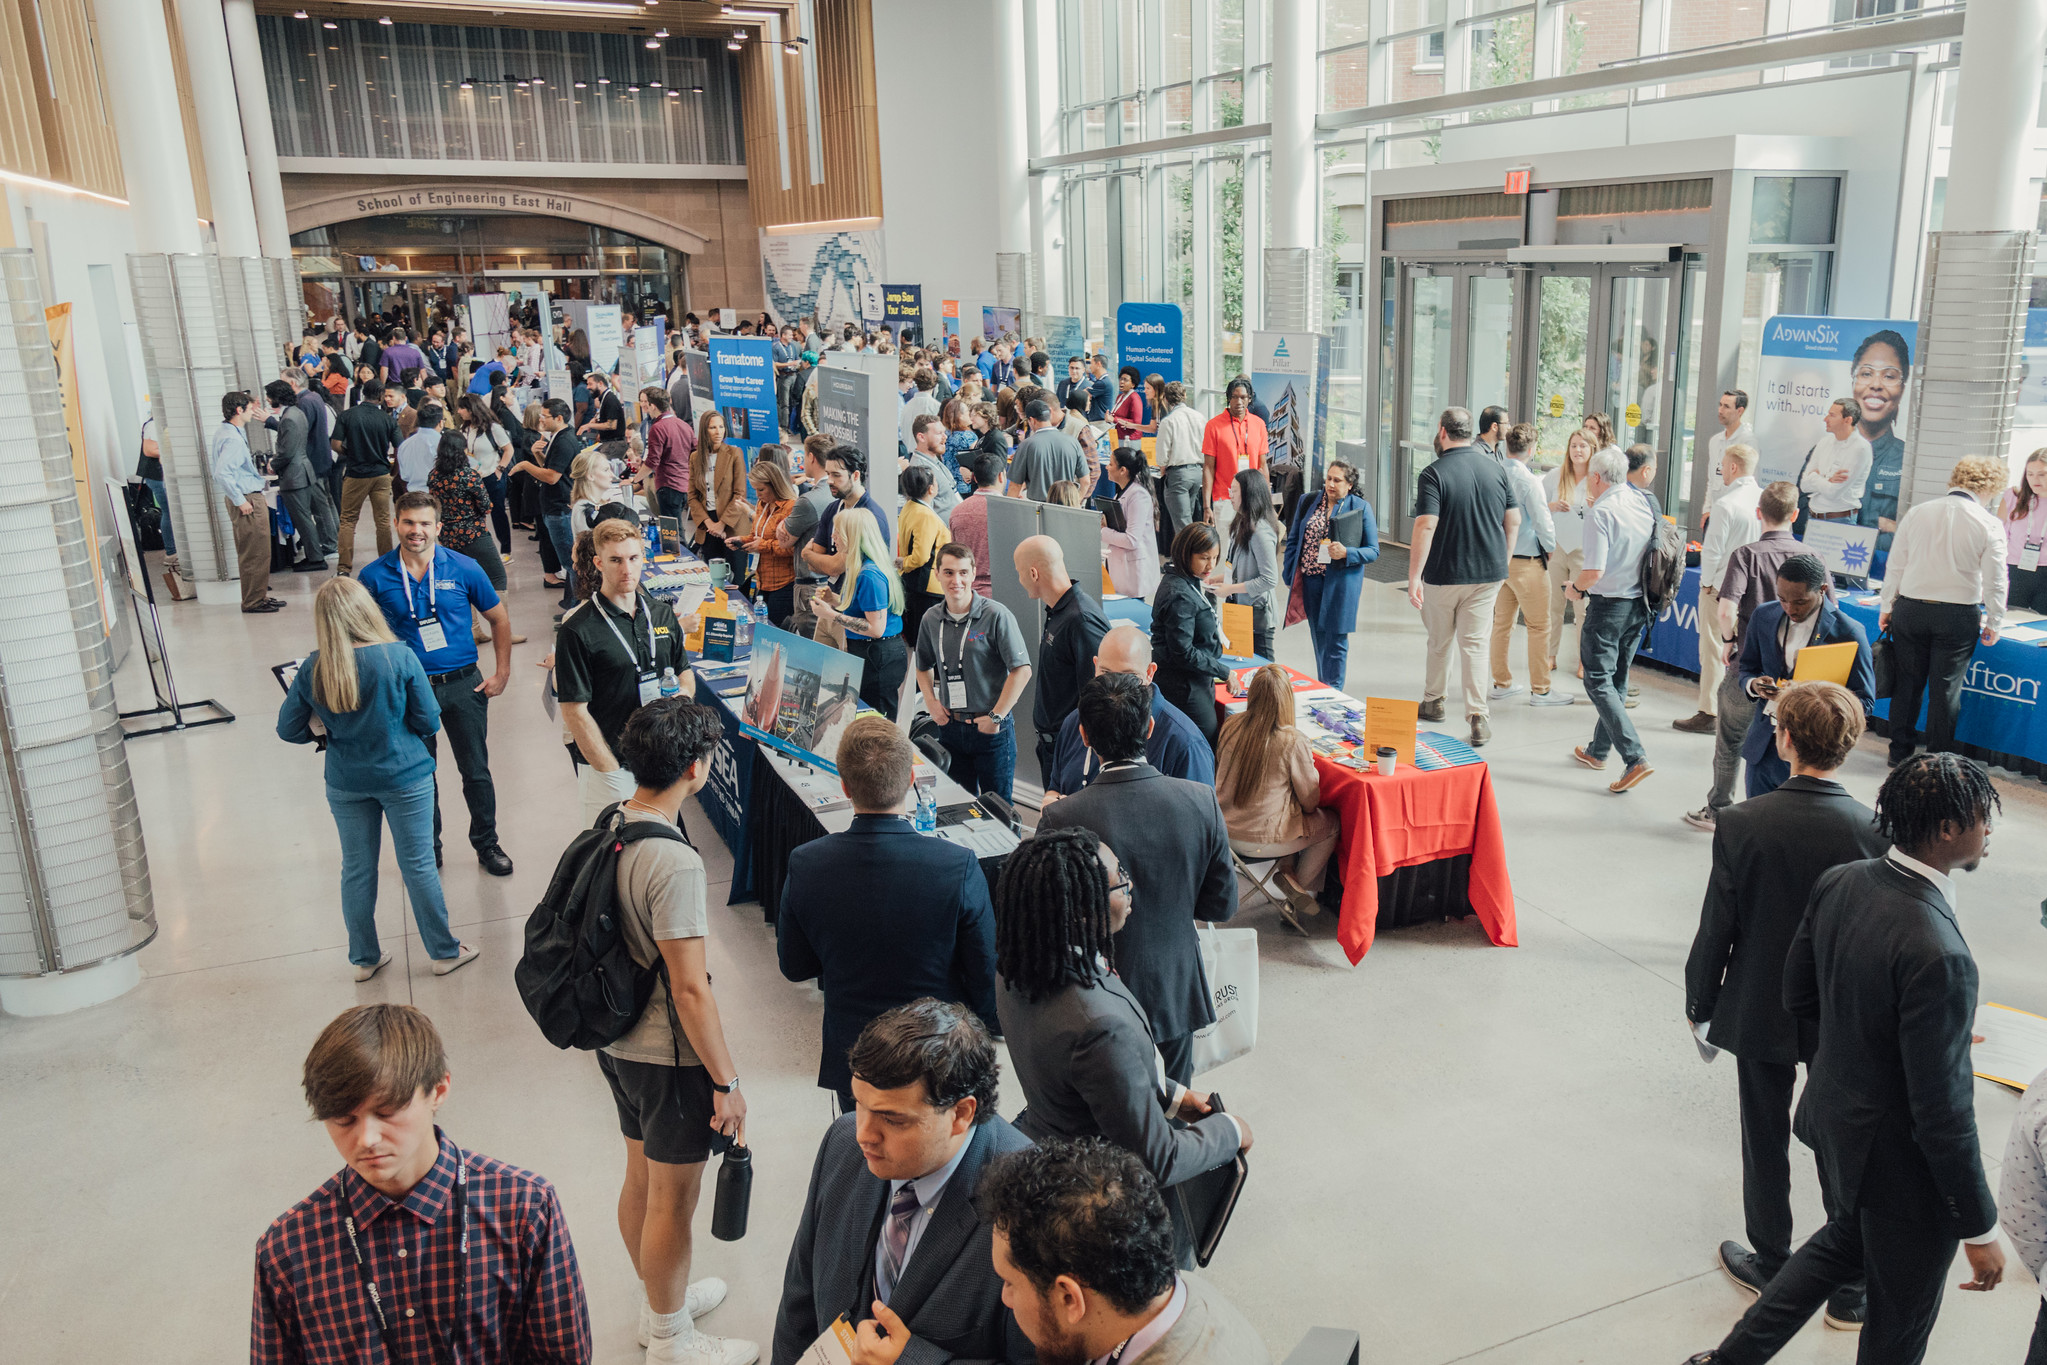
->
[690, 84, 704, 93]
[322, 19, 337, 27]
[645, 37, 659, 48]
[459, 79, 473, 89]
[598, 76, 610, 84]
[654, 27, 668, 37]
[783, 41, 799, 54]
[517, 78, 530, 87]
[667, 89, 680, 97]
[732, 28, 745, 39]
[377, 14, 392, 24]
[627, 83, 640, 92]
[726, 39, 742, 49]
[574, 80, 587, 88]
[531, 75, 543, 83]
[292, 9, 308, 17]
[650, 78, 663, 86]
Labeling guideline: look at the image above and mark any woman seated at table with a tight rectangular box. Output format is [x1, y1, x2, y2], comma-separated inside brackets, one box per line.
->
[813, 506, 907, 720]
[1100, 445, 1161, 598]
[1152, 523, 1230, 750]
[1214, 664, 1338, 921]
[1283, 458, 1379, 691]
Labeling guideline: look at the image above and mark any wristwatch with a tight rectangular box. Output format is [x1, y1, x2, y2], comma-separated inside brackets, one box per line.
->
[711, 1075, 739, 1094]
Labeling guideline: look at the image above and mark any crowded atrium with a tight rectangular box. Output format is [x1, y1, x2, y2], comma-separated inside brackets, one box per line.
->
[8, 1, 2047, 1362]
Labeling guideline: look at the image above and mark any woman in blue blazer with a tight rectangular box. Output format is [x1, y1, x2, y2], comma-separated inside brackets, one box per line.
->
[278, 577, 472, 981]
[1284, 459, 1380, 689]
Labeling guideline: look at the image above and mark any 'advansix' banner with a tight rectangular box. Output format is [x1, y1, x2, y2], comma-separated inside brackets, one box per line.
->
[708, 336, 779, 461]
[1116, 302, 1183, 383]
[1753, 314, 1916, 544]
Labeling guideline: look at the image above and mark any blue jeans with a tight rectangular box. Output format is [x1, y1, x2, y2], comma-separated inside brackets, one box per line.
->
[328, 779, 460, 965]
[145, 478, 174, 555]
[1580, 594, 1651, 769]
[542, 511, 577, 607]
[1302, 574, 1349, 688]
[939, 714, 1016, 803]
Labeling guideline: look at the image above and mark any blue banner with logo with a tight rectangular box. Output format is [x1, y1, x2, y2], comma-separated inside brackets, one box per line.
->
[708, 335, 779, 461]
[1115, 302, 1183, 383]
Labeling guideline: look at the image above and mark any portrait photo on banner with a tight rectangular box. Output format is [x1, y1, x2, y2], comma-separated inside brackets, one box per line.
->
[742, 623, 865, 767]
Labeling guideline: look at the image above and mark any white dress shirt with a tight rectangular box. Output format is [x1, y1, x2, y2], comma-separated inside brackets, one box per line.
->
[1707, 420, 1756, 479]
[1800, 432, 1873, 514]
[2002, 1068, 2047, 1293]
[872, 1132, 975, 1297]
[1541, 466, 1591, 554]
[1154, 404, 1206, 469]
[1699, 475, 1763, 593]
[1879, 490, 2008, 631]
[1090, 1274, 1187, 1365]
[1749, 608, 1818, 707]
[1506, 457, 1556, 556]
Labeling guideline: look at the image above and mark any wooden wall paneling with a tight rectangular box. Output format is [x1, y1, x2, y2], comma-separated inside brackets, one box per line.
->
[159, 0, 212, 221]
[41, 0, 124, 197]
[739, 0, 878, 230]
[0, 0, 52, 179]
[14, 0, 70, 182]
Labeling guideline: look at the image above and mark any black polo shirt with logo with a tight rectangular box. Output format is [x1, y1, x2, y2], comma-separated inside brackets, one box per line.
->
[553, 590, 689, 760]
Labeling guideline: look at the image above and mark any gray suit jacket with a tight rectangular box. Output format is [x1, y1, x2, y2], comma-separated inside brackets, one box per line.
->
[1148, 1273, 1272, 1365]
[271, 405, 312, 491]
[772, 1114, 1036, 1365]
[1036, 763, 1237, 1041]
[997, 971, 1238, 1191]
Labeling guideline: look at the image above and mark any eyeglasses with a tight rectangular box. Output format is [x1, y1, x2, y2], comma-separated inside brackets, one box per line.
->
[1105, 877, 1132, 899]
[1852, 366, 1904, 384]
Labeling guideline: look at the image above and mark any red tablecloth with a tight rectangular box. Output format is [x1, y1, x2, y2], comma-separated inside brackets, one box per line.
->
[1310, 756, 1517, 964]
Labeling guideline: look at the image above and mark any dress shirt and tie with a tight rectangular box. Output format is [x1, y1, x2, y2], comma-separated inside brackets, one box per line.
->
[873, 1136, 973, 1303]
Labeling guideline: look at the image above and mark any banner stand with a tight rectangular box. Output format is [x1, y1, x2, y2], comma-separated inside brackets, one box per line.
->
[102, 481, 235, 739]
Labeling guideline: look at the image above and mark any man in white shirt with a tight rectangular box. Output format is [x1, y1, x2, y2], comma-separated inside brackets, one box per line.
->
[1706, 390, 1755, 482]
[1798, 399, 1871, 520]
[394, 402, 443, 493]
[1152, 381, 1207, 540]
[897, 366, 941, 456]
[1877, 456, 2009, 767]
[1676, 443, 1765, 734]
[1564, 447, 1656, 793]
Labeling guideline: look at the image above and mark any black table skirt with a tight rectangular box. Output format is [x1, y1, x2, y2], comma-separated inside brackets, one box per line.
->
[1319, 847, 1475, 930]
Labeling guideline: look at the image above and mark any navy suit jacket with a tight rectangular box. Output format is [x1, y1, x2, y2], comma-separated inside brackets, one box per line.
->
[778, 814, 1000, 1092]
[1045, 685, 1215, 796]
[1737, 598, 1874, 765]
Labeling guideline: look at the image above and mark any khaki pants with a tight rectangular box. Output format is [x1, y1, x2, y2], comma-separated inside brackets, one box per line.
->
[338, 475, 394, 572]
[1694, 585, 1724, 714]
[1546, 547, 1585, 667]
[228, 496, 272, 610]
[1421, 580, 1502, 719]
[1489, 557, 1553, 693]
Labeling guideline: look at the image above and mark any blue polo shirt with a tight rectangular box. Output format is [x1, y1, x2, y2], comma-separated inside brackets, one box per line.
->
[357, 546, 500, 676]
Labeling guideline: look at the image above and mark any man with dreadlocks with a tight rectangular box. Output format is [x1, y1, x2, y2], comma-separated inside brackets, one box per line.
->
[993, 828, 1249, 1270]
[1684, 753, 2004, 1365]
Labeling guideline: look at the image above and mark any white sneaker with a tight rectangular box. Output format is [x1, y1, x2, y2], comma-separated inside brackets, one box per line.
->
[1489, 683, 1525, 700]
[640, 1281, 729, 1347]
[431, 942, 480, 976]
[1529, 690, 1576, 707]
[352, 951, 392, 982]
[645, 1326, 759, 1365]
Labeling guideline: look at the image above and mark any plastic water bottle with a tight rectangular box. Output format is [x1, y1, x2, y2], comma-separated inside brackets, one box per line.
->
[735, 603, 754, 652]
[914, 785, 937, 835]
[658, 666, 681, 700]
[644, 520, 661, 559]
[753, 594, 770, 634]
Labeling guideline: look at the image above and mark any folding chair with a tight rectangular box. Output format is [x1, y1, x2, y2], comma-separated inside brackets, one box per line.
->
[1229, 834, 1317, 935]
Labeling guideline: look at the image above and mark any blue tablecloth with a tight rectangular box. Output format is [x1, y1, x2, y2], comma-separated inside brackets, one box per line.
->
[1634, 566, 2047, 772]
[693, 673, 757, 904]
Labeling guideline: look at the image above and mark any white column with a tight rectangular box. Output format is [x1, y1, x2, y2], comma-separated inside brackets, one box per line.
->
[993, 0, 1030, 256]
[96, 0, 203, 255]
[224, 0, 292, 258]
[1024, 0, 1064, 313]
[1269, 0, 1316, 250]
[1945, 0, 2047, 234]
[174, 0, 261, 258]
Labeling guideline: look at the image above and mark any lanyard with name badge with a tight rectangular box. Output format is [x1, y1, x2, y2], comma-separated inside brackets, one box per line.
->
[408, 557, 448, 654]
[595, 591, 662, 705]
[343, 1152, 468, 1365]
[940, 608, 975, 713]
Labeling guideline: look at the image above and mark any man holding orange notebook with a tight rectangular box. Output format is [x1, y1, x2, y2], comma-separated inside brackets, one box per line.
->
[1735, 554, 1874, 798]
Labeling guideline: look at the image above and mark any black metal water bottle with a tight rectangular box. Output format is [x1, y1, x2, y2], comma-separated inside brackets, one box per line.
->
[711, 1141, 752, 1241]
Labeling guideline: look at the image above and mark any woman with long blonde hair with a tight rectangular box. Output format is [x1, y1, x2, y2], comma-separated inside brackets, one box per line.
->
[816, 505, 907, 719]
[1213, 664, 1339, 922]
[1543, 428, 1598, 674]
[277, 578, 473, 981]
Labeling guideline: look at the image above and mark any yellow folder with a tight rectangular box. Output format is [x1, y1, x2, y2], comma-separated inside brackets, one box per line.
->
[1219, 601, 1255, 657]
[1790, 641, 1857, 687]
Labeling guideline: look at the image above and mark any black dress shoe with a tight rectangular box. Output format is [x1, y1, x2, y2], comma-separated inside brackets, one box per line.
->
[242, 601, 284, 613]
[1823, 1285, 1865, 1331]
[263, 597, 288, 607]
[434, 845, 443, 868]
[478, 844, 514, 877]
[1682, 1355, 1718, 1364]
[293, 559, 326, 573]
[1718, 1241, 1770, 1297]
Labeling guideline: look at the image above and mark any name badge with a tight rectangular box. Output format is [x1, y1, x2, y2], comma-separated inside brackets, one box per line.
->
[798, 1317, 857, 1365]
[1319, 541, 1336, 564]
[638, 672, 662, 706]
[2023, 541, 2043, 573]
[418, 617, 449, 652]
[945, 677, 969, 710]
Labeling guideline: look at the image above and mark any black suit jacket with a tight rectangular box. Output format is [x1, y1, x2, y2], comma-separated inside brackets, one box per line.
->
[1036, 763, 1237, 1041]
[1685, 776, 1887, 1064]
[772, 1114, 1036, 1365]
[1736, 599, 1875, 764]
[779, 815, 1000, 1092]
[1787, 856, 1997, 1234]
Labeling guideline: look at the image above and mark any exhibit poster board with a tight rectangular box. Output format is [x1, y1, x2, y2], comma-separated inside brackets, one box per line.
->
[1250, 330, 1332, 477]
[817, 351, 899, 504]
[587, 305, 624, 373]
[1754, 315, 1915, 541]
[939, 300, 961, 357]
[741, 623, 864, 769]
[982, 306, 1022, 349]
[466, 293, 512, 365]
[815, 363, 870, 453]
[761, 227, 886, 328]
[708, 336, 779, 459]
[1116, 302, 1183, 383]
[1043, 315, 1087, 370]
[684, 348, 712, 416]
[883, 284, 923, 346]
[1800, 519, 1881, 578]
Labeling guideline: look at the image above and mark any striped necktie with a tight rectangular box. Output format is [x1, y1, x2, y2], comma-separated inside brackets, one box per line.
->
[876, 1184, 921, 1303]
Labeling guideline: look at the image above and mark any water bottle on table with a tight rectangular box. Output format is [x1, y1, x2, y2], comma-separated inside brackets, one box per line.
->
[753, 593, 770, 634]
[914, 785, 937, 835]
[658, 666, 681, 700]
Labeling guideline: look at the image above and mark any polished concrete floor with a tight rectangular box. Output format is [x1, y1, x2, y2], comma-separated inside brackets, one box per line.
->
[6, 529, 2047, 1364]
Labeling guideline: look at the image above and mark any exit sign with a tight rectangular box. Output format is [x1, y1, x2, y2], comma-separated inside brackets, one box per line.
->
[1504, 167, 1531, 195]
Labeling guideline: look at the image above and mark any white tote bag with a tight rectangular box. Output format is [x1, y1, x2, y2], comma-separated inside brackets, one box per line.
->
[1189, 925, 1260, 1075]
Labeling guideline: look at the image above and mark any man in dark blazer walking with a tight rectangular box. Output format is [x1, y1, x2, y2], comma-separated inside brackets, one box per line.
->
[1685, 681, 1887, 1328]
[1036, 673, 1238, 1086]
[1735, 554, 1873, 799]
[780, 718, 1000, 1111]
[772, 1000, 1033, 1365]
[1685, 753, 2006, 1365]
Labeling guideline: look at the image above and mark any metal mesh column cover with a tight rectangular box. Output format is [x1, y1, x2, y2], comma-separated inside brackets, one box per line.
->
[995, 252, 1038, 344]
[0, 250, 155, 976]
[1900, 230, 2037, 517]
[265, 256, 302, 370]
[129, 254, 238, 583]
[1264, 247, 1331, 333]
[220, 257, 279, 455]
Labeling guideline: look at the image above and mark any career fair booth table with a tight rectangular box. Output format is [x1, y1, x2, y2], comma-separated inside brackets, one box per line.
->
[1637, 566, 2047, 778]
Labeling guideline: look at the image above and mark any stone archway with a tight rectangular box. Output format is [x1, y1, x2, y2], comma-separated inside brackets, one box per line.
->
[285, 182, 712, 257]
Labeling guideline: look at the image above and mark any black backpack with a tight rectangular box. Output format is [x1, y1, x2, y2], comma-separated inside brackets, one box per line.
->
[1638, 490, 1687, 615]
[515, 805, 687, 1051]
